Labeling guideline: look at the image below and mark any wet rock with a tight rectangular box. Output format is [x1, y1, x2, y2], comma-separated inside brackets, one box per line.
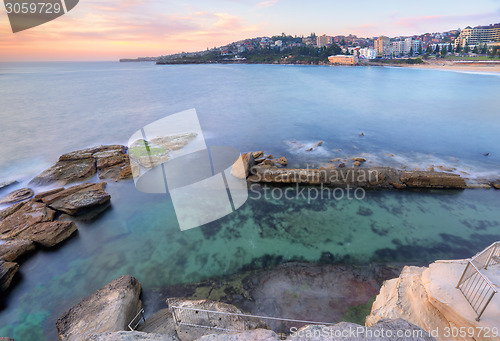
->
[467, 183, 492, 189]
[30, 158, 97, 186]
[252, 151, 264, 159]
[230, 153, 255, 179]
[166, 298, 267, 341]
[0, 188, 34, 205]
[352, 161, 361, 167]
[41, 183, 110, 216]
[0, 180, 17, 191]
[88, 331, 176, 341]
[400, 171, 466, 189]
[287, 319, 434, 341]
[0, 239, 36, 261]
[14, 221, 77, 247]
[0, 260, 19, 291]
[59, 145, 127, 162]
[0, 202, 25, 221]
[427, 165, 435, 172]
[357, 206, 373, 216]
[359, 132, 364, 136]
[384, 153, 395, 157]
[351, 157, 366, 163]
[266, 155, 274, 159]
[33, 188, 65, 202]
[198, 329, 279, 341]
[0, 201, 56, 237]
[338, 163, 346, 168]
[0, 337, 15, 341]
[274, 157, 288, 166]
[98, 155, 133, 182]
[435, 165, 456, 173]
[493, 183, 500, 190]
[56, 275, 142, 341]
[390, 182, 407, 189]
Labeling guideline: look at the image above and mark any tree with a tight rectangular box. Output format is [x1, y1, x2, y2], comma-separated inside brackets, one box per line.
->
[435, 44, 440, 54]
[418, 44, 423, 55]
[426, 45, 432, 54]
[409, 47, 414, 56]
[472, 45, 478, 54]
[441, 47, 447, 56]
[455, 44, 462, 54]
[448, 44, 452, 53]
[464, 43, 470, 54]
[481, 44, 487, 54]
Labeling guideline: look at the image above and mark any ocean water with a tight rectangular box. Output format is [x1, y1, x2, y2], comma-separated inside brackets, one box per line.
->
[0, 62, 499, 340]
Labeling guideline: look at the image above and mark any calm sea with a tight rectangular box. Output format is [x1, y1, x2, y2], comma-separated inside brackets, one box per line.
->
[0, 62, 499, 340]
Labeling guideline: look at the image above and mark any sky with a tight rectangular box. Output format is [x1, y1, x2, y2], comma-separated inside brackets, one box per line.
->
[0, 0, 499, 61]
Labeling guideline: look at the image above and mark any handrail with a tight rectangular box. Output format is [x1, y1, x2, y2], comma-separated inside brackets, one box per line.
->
[128, 308, 145, 331]
[457, 241, 499, 321]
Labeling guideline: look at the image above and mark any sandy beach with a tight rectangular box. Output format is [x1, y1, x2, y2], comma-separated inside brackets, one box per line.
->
[404, 60, 500, 73]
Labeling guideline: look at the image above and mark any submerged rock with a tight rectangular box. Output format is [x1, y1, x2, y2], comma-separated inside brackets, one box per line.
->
[0, 188, 34, 205]
[40, 182, 111, 215]
[56, 275, 142, 341]
[0, 239, 36, 262]
[274, 157, 288, 166]
[0, 180, 17, 191]
[230, 153, 255, 179]
[0, 260, 19, 291]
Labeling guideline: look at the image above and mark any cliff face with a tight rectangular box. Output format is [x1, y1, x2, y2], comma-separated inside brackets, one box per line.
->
[366, 260, 500, 341]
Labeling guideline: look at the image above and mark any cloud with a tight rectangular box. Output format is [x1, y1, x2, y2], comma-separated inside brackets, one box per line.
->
[257, 0, 279, 8]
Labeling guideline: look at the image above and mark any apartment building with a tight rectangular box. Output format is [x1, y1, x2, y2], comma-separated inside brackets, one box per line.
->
[317, 35, 334, 48]
[374, 36, 391, 56]
[455, 23, 500, 48]
[328, 55, 359, 65]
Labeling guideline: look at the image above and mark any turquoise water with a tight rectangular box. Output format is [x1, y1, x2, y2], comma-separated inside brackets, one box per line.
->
[0, 63, 500, 340]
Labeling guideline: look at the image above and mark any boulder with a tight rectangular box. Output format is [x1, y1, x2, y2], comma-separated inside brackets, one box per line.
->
[286, 319, 434, 341]
[88, 331, 176, 341]
[0, 202, 25, 221]
[0, 260, 19, 291]
[56, 275, 142, 341]
[59, 145, 127, 162]
[30, 158, 97, 186]
[351, 157, 367, 163]
[14, 221, 77, 247]
[41, 183, 110, 216]
[274, 157, 288, 166]
[198, 329, 279, 341]
[0, 188, 34, 205]
[252, 151, 264, 159]
[167, 298, 267, 341]
[0, 239, 36, 261]
[230, 153, 255, 180]
[0, 201, 56, 237]
[493, 183, 500, 190]
[33, 188, 65, 202]
[98, 155, 133, 182]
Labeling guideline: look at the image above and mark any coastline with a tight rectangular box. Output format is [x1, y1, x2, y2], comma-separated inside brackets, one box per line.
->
[394, 60, 500, 74]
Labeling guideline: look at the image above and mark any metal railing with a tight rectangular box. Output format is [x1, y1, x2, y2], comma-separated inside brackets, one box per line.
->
[457, 241, 499, 321]
[128, 308, 146, 331]
[170, 305, 333, 340]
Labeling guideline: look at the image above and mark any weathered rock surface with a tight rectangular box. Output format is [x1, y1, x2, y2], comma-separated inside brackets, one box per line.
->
[230, 153, 255, 180]
[166, 298, 267, 341]
[0, 260, 19, 291]
[274, 157, 288, 166]
[31, 145, 133, 185]
[0, 239, 36, 261]
[0, 188, 34, 205]
[198, 329, 279, 341]
[88, 331, 176, 341]
[0, 202, 25, 221]
[14, 221, 77, 247]
[41, 183, 110, 215]
[286, 319, 434, 341]
[0, 201, 56, 237]
[0, 337, 15, 341]
[56, 275, 142, 341]
[249, 164, 467, 190]
[30, 158, 97, 186]
[0, 180, 17, 190]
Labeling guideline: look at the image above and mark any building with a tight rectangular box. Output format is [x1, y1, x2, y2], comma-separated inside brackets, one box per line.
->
[328, 55, 359, 65]
[455, 23, 500, 48]
[392, 38, 421, 56]
[317, 34, 333, 48]
[359, 48, 377, 59]
[374, 36, 391, 57]
[275, 40, 283, 48]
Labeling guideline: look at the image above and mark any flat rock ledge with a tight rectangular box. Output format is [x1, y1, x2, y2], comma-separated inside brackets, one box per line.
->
[56, 275, 143, 341]
[0, 260, 19, 292]
[30, 145, 132, 186]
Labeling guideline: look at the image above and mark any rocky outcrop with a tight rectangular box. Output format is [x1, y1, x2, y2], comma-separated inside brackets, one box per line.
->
[248, 165, 467, 190]
[286, 319, 434, 341]
[230, 153, 255, 180]
[39, 183, 111, 216]
[0, 260, 19, 291]
[56, 275, 142, 341]
[0, 239, 36, 261]
[0, 337, 15, 341]
[14, 221, 77, 247]
[167, 298, 267, 341]
[0, 202, 25, 221]
[0, 188, 34, 205]
[31, 145, 132, 185]
[0, 180, 17, 190]
[366, 260, 500, 341]
[88, 331, 176, 341]
[0, 201, 56, 237]
[198, 329, 279, 341]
